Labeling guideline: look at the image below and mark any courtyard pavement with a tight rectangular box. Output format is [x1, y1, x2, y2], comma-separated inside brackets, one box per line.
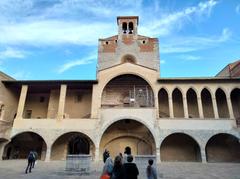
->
[0, 160, 239, 179]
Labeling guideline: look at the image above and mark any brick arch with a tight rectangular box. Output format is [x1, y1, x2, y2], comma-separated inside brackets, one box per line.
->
[51, 131, 96, 160]
[205, 133, 240, 162]
[160, 132, 202, 162]
[3, 131, 47, 160]
[101, 74, 155, 108]
[99, 118, 157, 157]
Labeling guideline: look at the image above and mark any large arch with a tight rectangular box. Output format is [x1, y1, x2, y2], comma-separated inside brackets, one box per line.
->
[201, 88, 214, 118]
[215, 88, 229, 118]
[160, 133, 201, 162]
[158, 88, 169, 118]
[172, 88, 184, 118]
[3, 132, 47, 160]
[205, 133, 240, 162]
[101, 74, 154, 108]
[187, 88, 199, 118]
[51, 132, 95, 160]
[231, 88, 240, 119]
[100, 119, 156, 158]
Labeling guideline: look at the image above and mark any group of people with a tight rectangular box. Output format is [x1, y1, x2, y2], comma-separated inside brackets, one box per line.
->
[25, 150, 38, 174]
[101, 147, 158, 179]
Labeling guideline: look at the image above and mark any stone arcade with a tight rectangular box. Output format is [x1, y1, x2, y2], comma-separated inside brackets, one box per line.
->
[0, 16, 239, 163]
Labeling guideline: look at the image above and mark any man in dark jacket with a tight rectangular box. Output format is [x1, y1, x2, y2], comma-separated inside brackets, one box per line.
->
[25, 151, 35, 174]
[123, 155, 139, 179]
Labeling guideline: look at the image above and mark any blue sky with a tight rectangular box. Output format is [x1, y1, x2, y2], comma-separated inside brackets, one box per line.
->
[0, 0, 240, 80]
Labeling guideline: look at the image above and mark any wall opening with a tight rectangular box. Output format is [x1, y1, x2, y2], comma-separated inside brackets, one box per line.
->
[201, 88, 214, 118]
[160, 133, 201, 162]
[51, 132, 94, 160]
[172, 88, 184, 118]
[216, 88, 229, 118]
[128, 22, 134, 34]
[187, 88, 199, 118]
[231, 88, 240, 119]
[100, 119, 156, 158]
[158, 88, 169, 118]
[206, 133, 240, 162]
[121, 54, 136, 64]
[122, 22, 127, 33]
[3, 132, 47, 160]
[101, 75, 154, 108]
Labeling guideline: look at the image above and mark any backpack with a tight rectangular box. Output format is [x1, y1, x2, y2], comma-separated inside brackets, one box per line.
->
[107, 164, 113, 174]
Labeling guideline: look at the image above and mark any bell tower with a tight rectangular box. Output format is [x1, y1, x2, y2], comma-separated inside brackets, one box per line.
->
[117, 16, 138, 39]
[97, 16, 160, 73]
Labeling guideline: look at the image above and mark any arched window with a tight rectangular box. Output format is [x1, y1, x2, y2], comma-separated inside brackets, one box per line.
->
[128, 22, 134, 34]
[122, 22, 127, 34]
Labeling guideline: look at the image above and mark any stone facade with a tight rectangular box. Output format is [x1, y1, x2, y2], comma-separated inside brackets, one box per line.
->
[0, 16, 239, 163]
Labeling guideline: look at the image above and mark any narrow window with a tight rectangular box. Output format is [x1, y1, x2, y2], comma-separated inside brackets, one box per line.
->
[129, 22, 134, 34]
[122, 22, 127, 34]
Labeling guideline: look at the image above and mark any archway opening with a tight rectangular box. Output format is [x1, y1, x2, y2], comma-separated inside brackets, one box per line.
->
[101, 75, 154, 108]
[51, 132, 94, 160]
[3, 132, 47, 160]
[158, 88, 169, 118]
[216, 88, 229, 118]
[187, 88, 199, 118]
[206, 133, 240, 163]
[201, 88, 214, 118]
[231, 88, 240, 119]
[172, 89, 184, 118]
[100, 119, 156, 158]
[160, 133, 201, 162]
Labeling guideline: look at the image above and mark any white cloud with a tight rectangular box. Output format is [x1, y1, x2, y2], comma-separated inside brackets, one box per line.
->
[161, 28, 232, 54]
[0, 47, 27, 59]
[0, 20, 114, 46]
[58, 54, 96, 73]
[139, 0, 218, 36]
[0, 0, 218, 46]
[178, 55, 201, 61]
[236, 4, 240, 14]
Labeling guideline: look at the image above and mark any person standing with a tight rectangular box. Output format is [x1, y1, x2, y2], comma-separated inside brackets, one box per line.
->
[111, 155, 125, 179]
[123, 146, 131, 163]
[123, 155, 139, 179]
[103, 149, 110, 163]
[101, 155, 113, 179]
[25, 151, 35, 174]
[146, 159, 158, 179]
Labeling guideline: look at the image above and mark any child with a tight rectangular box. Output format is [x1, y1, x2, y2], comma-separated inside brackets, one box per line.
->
[146, 159, 157, 179]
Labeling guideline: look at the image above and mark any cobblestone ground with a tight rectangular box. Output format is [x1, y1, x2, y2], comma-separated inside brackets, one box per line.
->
[0, 160, 239, 179]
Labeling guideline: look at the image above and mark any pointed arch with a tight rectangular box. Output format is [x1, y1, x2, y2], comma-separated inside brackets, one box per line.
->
[201, 88, 214, 118]
[231, 88, 240, 119]
[158, 88, 169, 118]
[187, 88, 199, 118]
[215, 88, 229, 118]
[172, 88, 184, 118]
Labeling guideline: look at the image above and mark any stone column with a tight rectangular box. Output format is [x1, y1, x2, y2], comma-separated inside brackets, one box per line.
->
[168, 97, 174, 118]
[197, 95, 204, 118]
[212, 97, 219, 119]
[226, 95, 234, 119]
[16, 85, 28, 119]
[156, 147, 161, 164]
[0, 141, 8, 160]
[183, 94, 189, 118]
[201, 149, 207, 163]
[155, 93, 159, 119]
[57, 84, 67, 120]
[45, 146, 51, 162]
[95, 147, 100, 162]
